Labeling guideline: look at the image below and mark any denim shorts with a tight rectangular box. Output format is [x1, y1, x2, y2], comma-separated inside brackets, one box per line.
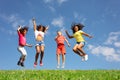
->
[77, 42, 85, 46]
[36, 41, 45, 46]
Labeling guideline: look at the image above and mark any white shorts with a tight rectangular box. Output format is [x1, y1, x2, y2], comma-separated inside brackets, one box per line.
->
[17, 46, 27, 57]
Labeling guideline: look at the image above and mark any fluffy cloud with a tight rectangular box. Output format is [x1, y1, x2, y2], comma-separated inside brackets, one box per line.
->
[0, 14, 25, 35]
[51, 16, 64, 27]
[88, 31, 120, 62]
[88, 45, 120, 62]
[104, 31, 120, 45]
[114, 42, 120, 47]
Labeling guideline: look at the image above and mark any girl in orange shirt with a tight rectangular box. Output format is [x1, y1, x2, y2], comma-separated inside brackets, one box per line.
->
[55, 31, 70, 68]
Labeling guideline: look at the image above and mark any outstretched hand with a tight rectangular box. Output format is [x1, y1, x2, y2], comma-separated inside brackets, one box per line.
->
[32, 18, 35, 21]
[89, 35, 93, 38]
[26, 44, 33, 47]
[17, 25, 22, 31]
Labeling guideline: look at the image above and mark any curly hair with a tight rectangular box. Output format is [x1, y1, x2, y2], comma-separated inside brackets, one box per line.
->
[71, 23, 85, 33]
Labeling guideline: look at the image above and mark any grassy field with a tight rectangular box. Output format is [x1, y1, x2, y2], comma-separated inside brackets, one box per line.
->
[0, 70, 120, 80]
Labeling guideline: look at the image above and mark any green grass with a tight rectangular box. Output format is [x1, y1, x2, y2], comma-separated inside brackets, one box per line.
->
[0, 70, 120, 80]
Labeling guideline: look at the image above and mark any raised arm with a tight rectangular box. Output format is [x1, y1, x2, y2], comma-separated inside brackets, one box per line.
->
[65, 30, 73, 39]
[32, 18, 37, 31]
[82, 32, 93, 38]
[17, 25, 22, 32]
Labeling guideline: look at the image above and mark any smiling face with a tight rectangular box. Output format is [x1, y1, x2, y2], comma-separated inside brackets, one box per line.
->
[74, 26, 79, 32]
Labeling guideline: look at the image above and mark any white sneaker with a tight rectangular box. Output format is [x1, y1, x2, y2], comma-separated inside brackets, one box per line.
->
[57, 65, 60, 69]
[84, 54, 88, 61]
[81, 56, 85, 61]
[61, 65, 65, 68]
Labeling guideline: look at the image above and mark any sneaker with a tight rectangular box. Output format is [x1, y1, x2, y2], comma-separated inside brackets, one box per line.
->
[21, 62, 24, 67]
[17, 61, 21, 66]
[84, 54, 88, 61]
[81, 56, 85, 61]
[61, 65, 65, 69]
[57, 65, 60, 69]
[40, 61, 43, 66]
[34, 62, 37, 68]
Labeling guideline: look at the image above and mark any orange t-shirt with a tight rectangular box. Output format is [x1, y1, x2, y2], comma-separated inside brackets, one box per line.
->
[55, 36, 65, 45]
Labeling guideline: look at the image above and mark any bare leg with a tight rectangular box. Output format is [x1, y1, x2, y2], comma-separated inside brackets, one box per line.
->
[35, 46, 40, 63]
[62, 54, 65, 68]
[40, 46, 44, 62]
[62, 54, 65, 65]
[56, 54, 60, 68]
[73, 44, 84, 56]
[57, 54, 60, 65]
[77, 43, 86, 56]
[77, 43, 88, 61]
[40, 45, 44, 66]
[35, 53, 39, 63]
[21, 55, 26, 62]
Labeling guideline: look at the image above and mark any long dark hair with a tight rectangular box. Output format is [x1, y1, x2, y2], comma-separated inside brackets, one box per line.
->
[37, 25, 47, 32]
[37, 25, 43, 31]
[20, 26, 28, 34]
[71, 23, 84, 33]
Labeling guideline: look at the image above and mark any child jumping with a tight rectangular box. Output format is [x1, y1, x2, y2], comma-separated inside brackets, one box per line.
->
[65, 23, 92, 61]
[32, 18, 48, 67]
[17, 26, 32, 67]
[55, 31, 70, 68]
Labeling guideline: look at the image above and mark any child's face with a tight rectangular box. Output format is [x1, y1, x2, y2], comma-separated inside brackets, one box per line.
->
[74, 26, 79, 32]
[57, 31, 62, 36]
[38, 27, 43, 31]
[23, 30, 27, 36]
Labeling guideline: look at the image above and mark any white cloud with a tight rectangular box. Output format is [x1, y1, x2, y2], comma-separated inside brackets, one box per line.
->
[114, 42, 120, 47]
[105, 31, 120, 45]
[88, 31, 120, 62]
[51, 16, 64, 27]
[0, 14, 25, 35]
[88, 44, 120, 62]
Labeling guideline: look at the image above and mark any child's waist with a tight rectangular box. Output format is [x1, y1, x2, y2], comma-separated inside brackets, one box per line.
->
[57, 43, 64, 46]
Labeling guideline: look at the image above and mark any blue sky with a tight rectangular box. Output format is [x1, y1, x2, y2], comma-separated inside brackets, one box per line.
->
[0, 0, 120, 70]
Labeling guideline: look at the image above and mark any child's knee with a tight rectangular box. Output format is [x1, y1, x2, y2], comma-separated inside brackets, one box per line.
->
[41, 51, 44, 54]
[21, 54, 26, 59]
[73, 48, 77, 52]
